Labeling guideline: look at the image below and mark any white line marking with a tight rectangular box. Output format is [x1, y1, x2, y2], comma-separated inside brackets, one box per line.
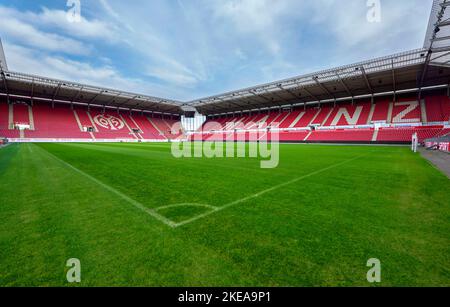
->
[174, 154, 367, 228]
[28, 143, 34, 153]
[35, 144, 177, 228]
[155, 203, 219, 212]
[33, 143, 368, 229]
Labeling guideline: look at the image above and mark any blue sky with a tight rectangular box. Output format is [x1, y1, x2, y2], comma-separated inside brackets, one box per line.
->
[0, 0, 433, 102]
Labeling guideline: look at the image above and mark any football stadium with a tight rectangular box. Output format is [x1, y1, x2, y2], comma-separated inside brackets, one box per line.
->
[0, 0, 449, 290]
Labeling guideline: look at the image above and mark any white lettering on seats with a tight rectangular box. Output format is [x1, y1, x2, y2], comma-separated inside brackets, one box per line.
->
[330, 106, 363, 126]
[392, 101, 420, 123]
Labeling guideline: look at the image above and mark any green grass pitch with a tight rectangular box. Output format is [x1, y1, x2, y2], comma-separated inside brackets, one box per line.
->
[0, 142, 449, 286]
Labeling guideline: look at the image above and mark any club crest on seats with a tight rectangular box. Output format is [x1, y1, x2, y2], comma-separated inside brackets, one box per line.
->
[94, 115, 125, 131]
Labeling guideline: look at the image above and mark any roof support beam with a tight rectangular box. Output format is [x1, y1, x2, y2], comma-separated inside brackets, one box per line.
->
[244, 104, 281, 109]
[118, 95, 139, 107]
[430, 51, 450, 62]
[30, 78, 34, 106]
[211, 97, 243, 109]
[418, 51, 433, 100]
[430, 46, 450, 53]
[278, 85, 303, 101]
[51, 83, 62, 107]
[429, 62, 450, 68]
[431, 35, 450, 42]
[391, 59, 396, 101]
[250, 91, 273, 103]
[440, 1, 450, 8]
[312, 77, 334, 99]
[204, 103, 233, 113]
[265, 89, 289, 105]
[106, 92, 122, 105]
[71, 86, 84, 103]
[88, 90, 104, 105]
[300, 87, 321, 102]
[236, 95, 264, 105]
[1, 71, 10, 104]
[228, 101, 246, 109]
[165, 105, 182, 114]
[335, 73, 353, 97]
[437, 19, 450, 27]
[360, 66, 373, 94]
[142, 99, 159, 109]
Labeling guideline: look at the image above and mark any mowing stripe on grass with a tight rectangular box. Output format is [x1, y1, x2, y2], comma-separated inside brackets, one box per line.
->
[174, 154, 367, 228]
[32, 144, 177, 228]
[60, 143, 274, 174]
[155, 203, 219, 212]
[33, 143, 367, 229]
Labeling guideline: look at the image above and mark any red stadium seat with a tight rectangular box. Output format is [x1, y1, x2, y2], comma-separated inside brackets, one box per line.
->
[0, 100, 177, 141]
[425, 95, 450, 123]
[1, 95, 448, 143]
[308, 129, 374, 142]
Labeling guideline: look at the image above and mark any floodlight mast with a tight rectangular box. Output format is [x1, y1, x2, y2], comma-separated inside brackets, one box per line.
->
[424, 0, 450, 49]
[419, 0, 450, 100]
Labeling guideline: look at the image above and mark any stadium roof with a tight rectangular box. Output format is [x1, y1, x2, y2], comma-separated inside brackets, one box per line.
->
[3, 50, 449, 118]
[424, 0, 450, 50]
[187, 49, 435, 115]
[423, 0, 450, 68]
[0, 68, 183, 116]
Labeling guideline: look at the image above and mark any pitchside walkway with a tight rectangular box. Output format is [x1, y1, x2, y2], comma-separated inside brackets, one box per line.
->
[419, 148, 450, 179]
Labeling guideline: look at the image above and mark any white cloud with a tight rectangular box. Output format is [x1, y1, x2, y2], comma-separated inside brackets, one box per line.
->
[98, 0, 134, 33]
[95, 1, 211, 88]
[5, 43, 129, 87]
[3, 43, 190, 100]
[309, 0, 431, 51]
[235, 49, 247, 60]
[0, 6, 89, 56]
[206, 0, 432, 71]
[209, 0, 292, 55]
[28, 7, 118, 41]
[0, 2, 206, 98]
[146, 68, 199, 88]
[0, 0, 434, 101]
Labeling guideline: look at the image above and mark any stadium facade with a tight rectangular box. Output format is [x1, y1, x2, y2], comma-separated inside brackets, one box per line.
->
[0, 0, 449, 148]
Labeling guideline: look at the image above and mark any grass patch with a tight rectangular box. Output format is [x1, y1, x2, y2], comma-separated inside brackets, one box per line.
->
[0, 142, 449, 286]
